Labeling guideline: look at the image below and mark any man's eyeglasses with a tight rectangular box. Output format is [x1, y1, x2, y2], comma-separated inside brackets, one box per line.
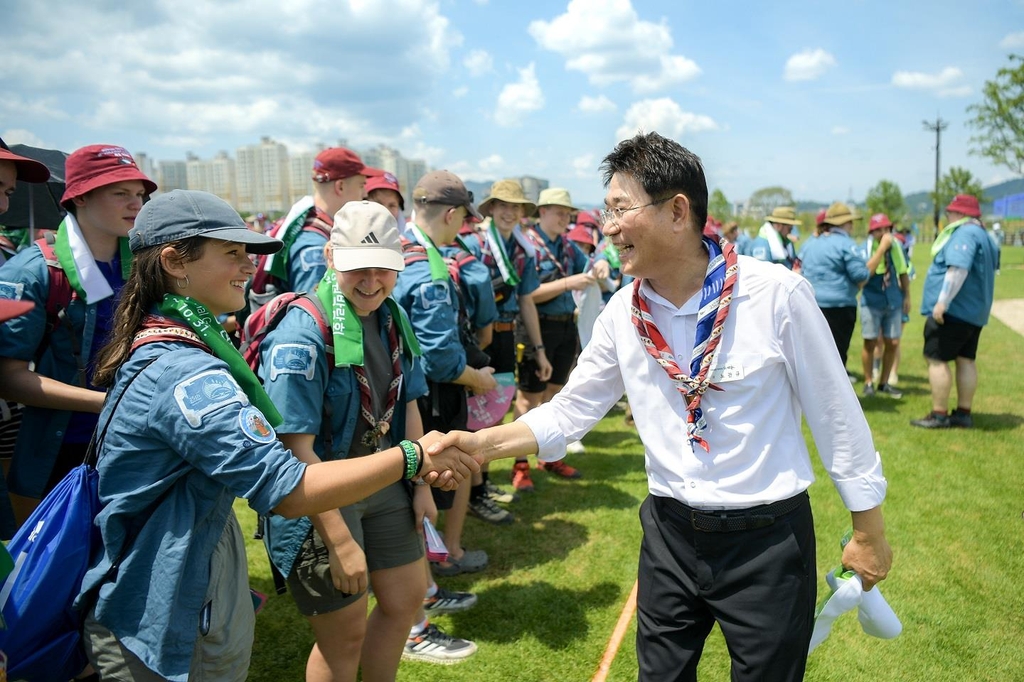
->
[599, 196, 672, 225]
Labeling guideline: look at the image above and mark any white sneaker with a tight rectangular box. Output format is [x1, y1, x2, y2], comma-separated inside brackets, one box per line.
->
[565, 440, 586, 455]
[403, 623, 477, 664]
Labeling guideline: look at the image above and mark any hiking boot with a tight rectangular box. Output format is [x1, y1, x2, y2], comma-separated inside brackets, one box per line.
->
[862, 383, 876, 397]
[423, 586, 478, 615]
[538, 459, 582, 479]
[403, 623, 477, 664]
[566, 440, 586, 454]
[878, 384, 902, 399]
[511, 461, 535, 493]
[949, 410, 974, 428]
[468, 495, 514, 525]
[910, 413, 950, 429]
[484, 479, 519, 504]
[431, 548, 488, 577]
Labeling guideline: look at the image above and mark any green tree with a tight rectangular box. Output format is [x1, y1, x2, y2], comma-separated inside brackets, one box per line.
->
[931, 166, 986, 213]
[967, 54, 1024, 176]
[865, 180, 907, 222]
[746, 186, 794, 219]
[707, 189, 731, 220]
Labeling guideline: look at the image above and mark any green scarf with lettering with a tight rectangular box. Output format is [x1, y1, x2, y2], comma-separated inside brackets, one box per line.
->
[315, 270, 421, 367]
[158, 294, 283, 426]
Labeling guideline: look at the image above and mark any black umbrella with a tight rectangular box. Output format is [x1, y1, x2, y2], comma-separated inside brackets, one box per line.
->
[2, 144, 69, 236]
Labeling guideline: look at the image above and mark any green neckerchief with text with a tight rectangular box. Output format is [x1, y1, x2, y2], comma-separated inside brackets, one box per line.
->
[407, 223, 451, 282]
[315, 270, 421, 367]
[158, 294, 283, 426]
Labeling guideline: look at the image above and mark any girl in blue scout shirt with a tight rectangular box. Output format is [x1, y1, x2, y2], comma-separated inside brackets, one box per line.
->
[79, 190, 475, 682]
[259, 201, 434, 681]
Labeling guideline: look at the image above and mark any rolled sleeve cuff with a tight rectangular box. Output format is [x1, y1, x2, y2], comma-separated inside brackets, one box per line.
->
[832, 452, 888, 512]
[517, 407, 566, 462]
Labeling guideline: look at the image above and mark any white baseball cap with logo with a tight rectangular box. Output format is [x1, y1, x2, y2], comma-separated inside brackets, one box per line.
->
[330, 200, 406, 272]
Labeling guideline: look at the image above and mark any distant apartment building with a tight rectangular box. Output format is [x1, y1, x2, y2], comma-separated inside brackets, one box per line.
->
[157, 160, 188, 193]
[287, 148, 321, 206]
[363, 144, 429, 210]
[237, 136, 290, 214]
[133, 152, 157, 190]
[186, 151, 236, 206]
[519, 176, 549, 204]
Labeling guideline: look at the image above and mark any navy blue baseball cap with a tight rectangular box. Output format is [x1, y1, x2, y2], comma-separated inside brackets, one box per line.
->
[129, 190, 282, 255]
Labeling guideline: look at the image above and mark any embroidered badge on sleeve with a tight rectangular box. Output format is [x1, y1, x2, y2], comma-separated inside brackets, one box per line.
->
[239, 405, 277, 444]
[173, 369, 249, 427]
[418, 281, 451, 310]
[298, 247, 326, 272]
[269, 343, 318, 381]
[0, 281, 26, 300]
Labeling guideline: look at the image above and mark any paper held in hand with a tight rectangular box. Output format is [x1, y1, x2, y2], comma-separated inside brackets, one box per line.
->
[466, 372, 516, 431]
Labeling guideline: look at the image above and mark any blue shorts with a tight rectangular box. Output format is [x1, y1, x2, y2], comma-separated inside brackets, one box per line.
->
[860, 305, 903, 340]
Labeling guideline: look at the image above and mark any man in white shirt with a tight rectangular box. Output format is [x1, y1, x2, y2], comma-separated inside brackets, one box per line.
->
[429, 132, 892, 681]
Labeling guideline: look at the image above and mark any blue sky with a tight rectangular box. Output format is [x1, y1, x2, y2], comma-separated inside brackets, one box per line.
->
[3, 0, 1022, 207]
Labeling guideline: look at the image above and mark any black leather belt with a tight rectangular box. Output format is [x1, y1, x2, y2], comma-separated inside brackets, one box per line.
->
[669, 492, 808, 533]
[538, 313, 574, 322]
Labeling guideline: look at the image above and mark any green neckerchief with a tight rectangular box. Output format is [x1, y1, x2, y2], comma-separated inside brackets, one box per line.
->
[315, 270, 421, 367]
[599, 241, 621, 269]
[407, 223, 450, 282]
[158, 294, 283, 427]
[54, 220, 132, 302]
[267, 208, 315, 280]
[931, 217, 973, 256]
[483, 218, 520, 287]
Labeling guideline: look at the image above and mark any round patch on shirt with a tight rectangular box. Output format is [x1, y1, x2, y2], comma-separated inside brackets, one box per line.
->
[239, 406, 276, 444]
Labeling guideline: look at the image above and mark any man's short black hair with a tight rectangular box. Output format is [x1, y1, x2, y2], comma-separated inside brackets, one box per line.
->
[599, 131, 708, 231]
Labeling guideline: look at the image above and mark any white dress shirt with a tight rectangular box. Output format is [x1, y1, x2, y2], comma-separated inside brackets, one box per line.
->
[519, 255, 887, 512]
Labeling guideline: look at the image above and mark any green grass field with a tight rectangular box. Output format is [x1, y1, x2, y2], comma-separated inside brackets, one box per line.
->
[240, 244, 1024, 681]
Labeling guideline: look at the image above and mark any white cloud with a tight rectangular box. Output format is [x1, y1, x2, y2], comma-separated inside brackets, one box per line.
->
[528, 0, 700, 94]
[999, 31, 1024, 49]
[832, 126, 850, 135]
[453, 86, 470, 98]
[494, 63, 545, 127]
[573, 153, 596, 178]
[578, 95, 617, 114]
[0, 0, 462, 148]
[891, 67, 972, 97]
[479, 154, 504, 173]
[783, 49, 836, 82]
[463, 49, 494, 77]
[615, 98, 719, 142]
[1, 129, 48, 148]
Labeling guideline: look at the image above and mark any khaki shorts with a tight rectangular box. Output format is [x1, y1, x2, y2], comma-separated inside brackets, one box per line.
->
[287, 481, 423, 616]
[84, 511, 253, 681]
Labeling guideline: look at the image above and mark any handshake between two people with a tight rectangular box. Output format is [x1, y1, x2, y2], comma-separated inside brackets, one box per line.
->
[419, 422, 538, 490]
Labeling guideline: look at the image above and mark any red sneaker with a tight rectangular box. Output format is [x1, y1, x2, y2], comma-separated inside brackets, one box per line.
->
[538, 460, 582, 479]
[511, 461, 535, 493]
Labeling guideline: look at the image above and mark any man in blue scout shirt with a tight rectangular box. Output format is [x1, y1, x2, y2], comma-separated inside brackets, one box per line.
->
[0, 144, 155, 524]
[859, 213, 910, 399]
[743, 206, 800, 269]
[253, 147, 381, 306]
[393, 169, 498, 574]
[465, 179, 551, 511]
[912, 194, 999, 429]
[513, 187, 595, 487]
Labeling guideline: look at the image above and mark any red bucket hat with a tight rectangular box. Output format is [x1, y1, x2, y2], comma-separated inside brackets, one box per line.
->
[365, 171, 405, 210]
[868, 213, 892, 232]
[0, 148, 50, 183]
[567, 224, 597, 248]
[312, 147, 383, 183]
[61, 145, 157, 208]
[945, 194, 981, 218]
[815, 209, 827, 227]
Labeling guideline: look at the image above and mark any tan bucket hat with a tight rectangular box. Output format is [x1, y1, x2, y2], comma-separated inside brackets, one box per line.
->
[822, 202, 860, 227]
[478, 179, 537, 217]
[767, 206, 801, 226]
[536, 187, 578, 215]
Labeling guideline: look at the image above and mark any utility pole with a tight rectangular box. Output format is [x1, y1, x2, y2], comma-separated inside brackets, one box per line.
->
[923, 116, 948, 235]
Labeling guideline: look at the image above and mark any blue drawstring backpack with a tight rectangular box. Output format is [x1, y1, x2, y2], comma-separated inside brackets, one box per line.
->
[0, 465, 100, 680]
[0, 358, 157, 681]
